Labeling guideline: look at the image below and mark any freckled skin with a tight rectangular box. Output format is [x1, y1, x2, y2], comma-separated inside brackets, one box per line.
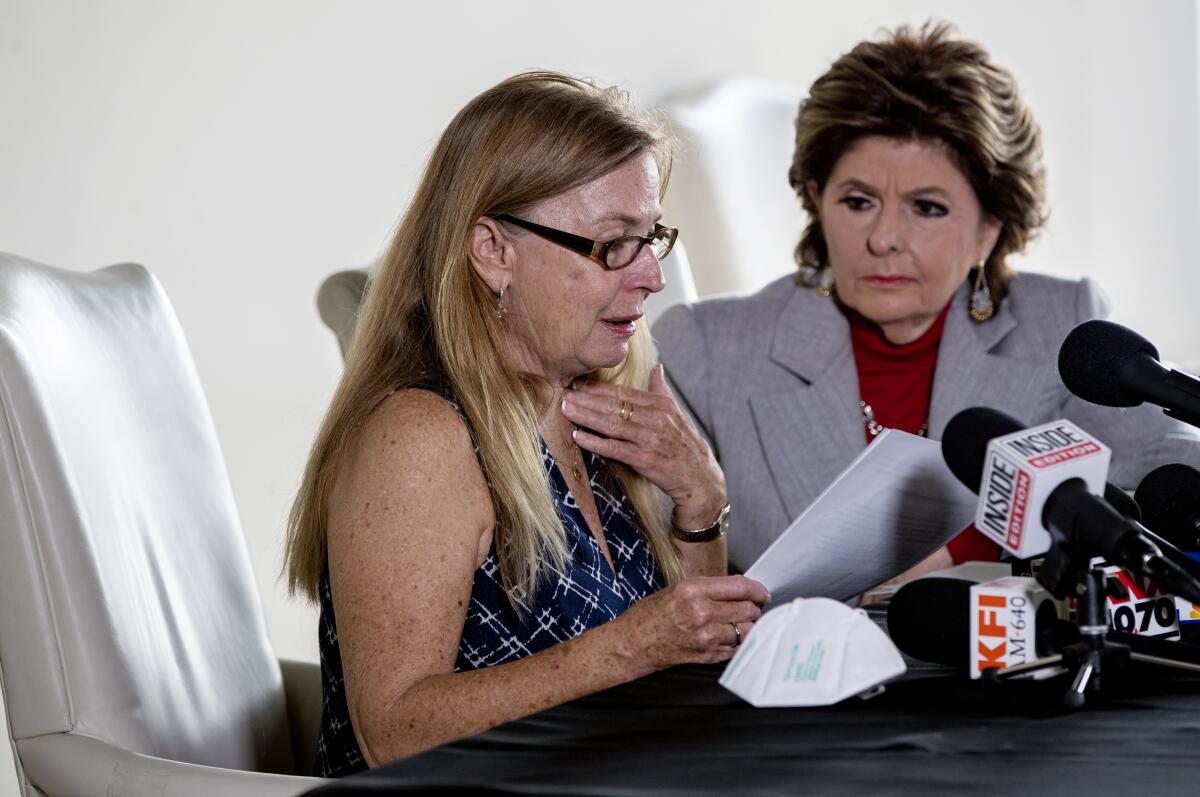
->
[498, 155, 727, 572]
[328, 159, 769, 767]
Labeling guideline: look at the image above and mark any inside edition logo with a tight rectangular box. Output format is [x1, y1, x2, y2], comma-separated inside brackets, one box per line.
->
[973, 420, 1111, 559]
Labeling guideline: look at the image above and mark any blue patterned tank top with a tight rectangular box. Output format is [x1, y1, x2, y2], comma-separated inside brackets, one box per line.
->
[314, 388, 663, 777]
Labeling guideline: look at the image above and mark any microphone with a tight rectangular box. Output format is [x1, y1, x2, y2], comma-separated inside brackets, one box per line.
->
[887, 576, 1200, 671]
[941, 408, 1200, 603]
[941, 408, 1111, 559]
[1058, 319, 1200, 429]
[886, 578, 971, 667]
[939, 410, 1137, 520]
[887, 576, 1070, 670]
[1135, 464, 1200, 552]
[1103, 483, 1141, 522]
[1135, 464, 1200, 642]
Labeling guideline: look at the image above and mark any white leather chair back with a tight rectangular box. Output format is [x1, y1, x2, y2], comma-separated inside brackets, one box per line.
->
[663, 77, 807, 297]
[0, 253, 293, 781]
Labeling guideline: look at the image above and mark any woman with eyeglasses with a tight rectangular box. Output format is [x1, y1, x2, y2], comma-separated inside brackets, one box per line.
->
[284, 71, 767, 776]
[655, 23, 1200, 577]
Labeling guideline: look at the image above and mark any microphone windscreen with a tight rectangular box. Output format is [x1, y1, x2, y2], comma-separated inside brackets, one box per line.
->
[940, 407, 1025, 493]
[1135, 464, 1200, 551]
[1058, 319, 1159, 408]
[887, 577, 973, 666]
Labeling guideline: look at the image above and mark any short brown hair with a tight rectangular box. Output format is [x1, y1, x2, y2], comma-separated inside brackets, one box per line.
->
[789, 22, 1046, 303]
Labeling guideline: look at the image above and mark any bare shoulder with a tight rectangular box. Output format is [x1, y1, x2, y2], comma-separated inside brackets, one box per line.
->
[350, 388, 481, 476]
[326, 387, 496, 747]
[329, 387, 493, 557]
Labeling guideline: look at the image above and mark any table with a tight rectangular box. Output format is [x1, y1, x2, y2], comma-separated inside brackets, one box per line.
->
[305, 651, 1200, 796]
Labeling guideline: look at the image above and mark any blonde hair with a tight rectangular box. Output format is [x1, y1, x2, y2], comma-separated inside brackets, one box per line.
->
[285, 71, 683, 605]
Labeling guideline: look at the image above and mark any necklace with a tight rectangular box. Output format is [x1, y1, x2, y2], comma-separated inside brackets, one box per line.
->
[860, 400, 927, 438]
[559, 424, 585, 483]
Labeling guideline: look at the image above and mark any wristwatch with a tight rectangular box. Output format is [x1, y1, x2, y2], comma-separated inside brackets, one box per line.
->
[671, 504, 730, 543]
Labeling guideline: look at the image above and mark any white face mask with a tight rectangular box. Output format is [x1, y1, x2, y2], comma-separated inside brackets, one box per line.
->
[720, 597, 906, 707]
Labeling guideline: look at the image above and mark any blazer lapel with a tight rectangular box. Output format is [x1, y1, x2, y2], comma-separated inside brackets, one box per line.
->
[928, 282, 1055, 438]
[748, 288, 865, 520]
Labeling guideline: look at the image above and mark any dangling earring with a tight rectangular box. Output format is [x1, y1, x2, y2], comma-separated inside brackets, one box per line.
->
[816, 267, 836, 298]
[969, 260, 994, 322]
[495, 285, 507, 321]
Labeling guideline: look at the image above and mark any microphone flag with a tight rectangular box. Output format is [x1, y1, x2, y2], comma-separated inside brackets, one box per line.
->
[974, 419, 1111, 559]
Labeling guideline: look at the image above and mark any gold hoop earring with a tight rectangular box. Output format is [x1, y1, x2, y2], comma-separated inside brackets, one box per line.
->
[969, 260, 994, 322]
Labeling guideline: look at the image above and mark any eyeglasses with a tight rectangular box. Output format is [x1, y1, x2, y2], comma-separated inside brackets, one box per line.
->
[495, 214, 678, 271]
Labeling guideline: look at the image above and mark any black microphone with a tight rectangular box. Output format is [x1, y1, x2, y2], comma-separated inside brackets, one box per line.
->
[887, 577, 1072, 667]
[939, 407, 1141, 522]
[1134, 465, 1200, 644]
[887, 576, 1200, 668]
[1135, 464, 1200, 552]
[1103, 483, 1141, 522]
[886, 578, 971, 666]
[941, 407, 1200, 603]
[1058, 319, 1200, 429]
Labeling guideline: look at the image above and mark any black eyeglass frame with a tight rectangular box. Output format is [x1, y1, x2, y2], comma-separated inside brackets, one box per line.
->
[495, 214, 678, 271]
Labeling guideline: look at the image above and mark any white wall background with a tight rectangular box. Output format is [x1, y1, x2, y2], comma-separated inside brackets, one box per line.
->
[0, 1, 1197, 793]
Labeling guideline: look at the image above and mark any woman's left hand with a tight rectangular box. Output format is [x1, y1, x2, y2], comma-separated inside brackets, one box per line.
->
[562, 364, 726, 530]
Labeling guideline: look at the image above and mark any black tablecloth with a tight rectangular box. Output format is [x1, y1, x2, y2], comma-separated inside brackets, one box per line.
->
[306, 653, 1200, 797]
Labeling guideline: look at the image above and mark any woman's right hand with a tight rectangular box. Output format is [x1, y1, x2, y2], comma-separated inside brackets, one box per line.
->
[616, 575, 770, 672]
[565, 365, 727, 533]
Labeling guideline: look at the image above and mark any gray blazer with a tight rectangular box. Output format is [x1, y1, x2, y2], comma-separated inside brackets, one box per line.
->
[654, 272, 1200, 571]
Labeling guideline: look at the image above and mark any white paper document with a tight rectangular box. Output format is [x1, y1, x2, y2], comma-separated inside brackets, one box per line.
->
[745, 429, 978, 605]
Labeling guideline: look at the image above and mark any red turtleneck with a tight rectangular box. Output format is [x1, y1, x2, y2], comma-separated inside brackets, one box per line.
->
[848, 303, 1001, 564]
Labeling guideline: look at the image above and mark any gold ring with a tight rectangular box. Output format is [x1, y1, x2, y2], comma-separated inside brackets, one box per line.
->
[732, 623, 742, 646]
[619, 400, 633, 422]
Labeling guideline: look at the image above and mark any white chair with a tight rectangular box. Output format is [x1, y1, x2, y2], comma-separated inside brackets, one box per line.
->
[0, 252, 322, 796]
[662, 77, 807, 297]
[316, 241, 698, 358]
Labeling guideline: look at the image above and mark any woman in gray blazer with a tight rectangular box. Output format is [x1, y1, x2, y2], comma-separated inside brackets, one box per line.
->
[655, 23, 1200, 573]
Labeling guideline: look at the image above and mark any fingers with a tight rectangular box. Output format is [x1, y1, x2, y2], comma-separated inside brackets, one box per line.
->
[731, 620, 759, 647]
[569, 381, 668, 417]
[628, 579, 771, 669]
[714, 601, 763, 627]
[562, 389, 654, 438]
[649, 363, 672, 397]
[690, 575, 771, 606]
[571, 427, 642, 463]
[668, 578, 767, 623]
[671, 578, 766, 653]
[564, 385, 669, 431]
[563, 382, 698, 471]
[693, 613, 758, 665]
[564, 388, 682, 477]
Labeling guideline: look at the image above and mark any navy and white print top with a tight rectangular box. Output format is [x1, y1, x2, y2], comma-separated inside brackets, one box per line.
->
[314, 391, 663, 778]
[454, 438, 662, 671]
